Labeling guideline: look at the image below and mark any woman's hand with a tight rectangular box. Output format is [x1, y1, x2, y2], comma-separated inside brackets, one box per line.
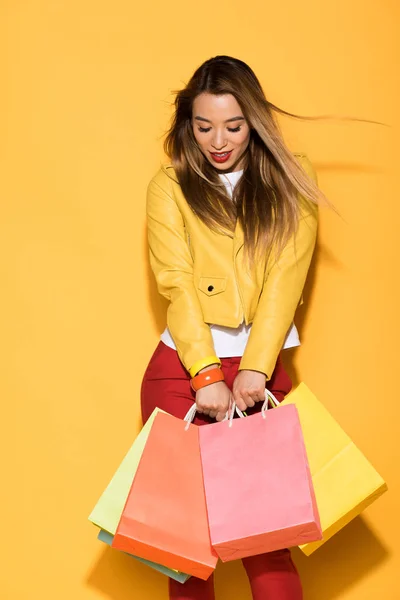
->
[195, 366, 233, 421]
[232, 369, 267, 411]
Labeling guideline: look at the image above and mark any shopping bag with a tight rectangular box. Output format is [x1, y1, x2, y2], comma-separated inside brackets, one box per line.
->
[88, 407, 190, 582]
[88, 408, 161, 535]
[199, 397, 322, 562]
[112, 411, 218, 580]
[97, 529, 190, 583]
[280, 383, 388, 555]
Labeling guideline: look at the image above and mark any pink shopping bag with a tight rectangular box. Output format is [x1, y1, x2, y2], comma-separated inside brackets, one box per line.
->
[198, 395, 322, 562]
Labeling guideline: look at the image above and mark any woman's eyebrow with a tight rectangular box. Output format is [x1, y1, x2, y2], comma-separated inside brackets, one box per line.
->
[194, 116, 245, 123]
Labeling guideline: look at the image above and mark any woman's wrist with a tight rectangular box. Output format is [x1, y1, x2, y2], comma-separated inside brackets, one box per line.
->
[198, 363, 220, 374]
[191, 365, 224, 391]
[189, 355, 221, 378]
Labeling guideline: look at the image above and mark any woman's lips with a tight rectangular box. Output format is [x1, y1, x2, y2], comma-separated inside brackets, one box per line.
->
[210, 150, 233, 164]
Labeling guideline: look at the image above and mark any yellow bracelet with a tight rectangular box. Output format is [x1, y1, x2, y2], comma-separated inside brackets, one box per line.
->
[188, 355, 221, 378]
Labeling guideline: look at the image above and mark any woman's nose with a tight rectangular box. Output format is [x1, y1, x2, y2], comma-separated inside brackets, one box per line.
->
[211, 133, 227, 150]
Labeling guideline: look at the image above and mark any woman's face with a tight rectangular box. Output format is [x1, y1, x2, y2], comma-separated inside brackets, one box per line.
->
[191, 93, 251, 172]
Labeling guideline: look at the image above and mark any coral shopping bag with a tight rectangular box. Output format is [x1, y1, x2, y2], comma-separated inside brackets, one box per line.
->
[112, 411, 218, 580]
[199, 397, 322, 562]
[280, 383, 388, 555]
[88, 407, 190, 583]
[97, 529, 190, 583]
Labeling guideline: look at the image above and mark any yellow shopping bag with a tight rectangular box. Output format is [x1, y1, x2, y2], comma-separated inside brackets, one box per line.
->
[279, 383, 387, 555]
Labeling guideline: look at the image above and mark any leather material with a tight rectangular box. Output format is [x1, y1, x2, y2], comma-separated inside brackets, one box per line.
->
[146, 154, 318, 378]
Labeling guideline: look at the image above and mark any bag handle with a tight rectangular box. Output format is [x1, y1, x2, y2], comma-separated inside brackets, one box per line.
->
[264, 388, 280, 409]
[183, 404, 198, 429]
[182, 403, 245, 430]
[183, 388, 280, 430]
[227, 389, 280, 427]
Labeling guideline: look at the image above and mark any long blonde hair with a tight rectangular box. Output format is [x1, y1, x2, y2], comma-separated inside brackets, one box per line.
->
[164, 55, 378, 263]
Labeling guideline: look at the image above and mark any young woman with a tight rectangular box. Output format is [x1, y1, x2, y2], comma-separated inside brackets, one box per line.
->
[141, 55, 323, 600]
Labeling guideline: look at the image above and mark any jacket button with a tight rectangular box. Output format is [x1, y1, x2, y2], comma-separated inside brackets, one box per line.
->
[208, 285, 214, 292]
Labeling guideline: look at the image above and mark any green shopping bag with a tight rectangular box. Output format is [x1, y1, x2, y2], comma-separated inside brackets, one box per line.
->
[89, 408, 160, 534]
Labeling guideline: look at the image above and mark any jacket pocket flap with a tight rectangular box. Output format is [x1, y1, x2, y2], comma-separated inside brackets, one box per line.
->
[198, 276, 227, 296]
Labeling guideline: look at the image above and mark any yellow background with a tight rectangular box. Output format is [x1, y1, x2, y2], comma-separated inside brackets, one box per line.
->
[1, 1, 399, 598]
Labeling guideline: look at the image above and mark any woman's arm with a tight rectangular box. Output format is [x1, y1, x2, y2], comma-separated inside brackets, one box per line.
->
[146, 170, 220, 376]
[238, 156, 319, 379]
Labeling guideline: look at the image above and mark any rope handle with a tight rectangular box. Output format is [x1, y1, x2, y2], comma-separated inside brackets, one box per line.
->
[183, 389, 280, 430]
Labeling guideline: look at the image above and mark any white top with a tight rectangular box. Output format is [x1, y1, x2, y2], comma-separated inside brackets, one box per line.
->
[160, 169, 300, 357]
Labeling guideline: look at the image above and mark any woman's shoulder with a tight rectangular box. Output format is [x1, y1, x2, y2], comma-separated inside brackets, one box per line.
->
[147, 162, 179, 192]
[293, 152, 317, 183]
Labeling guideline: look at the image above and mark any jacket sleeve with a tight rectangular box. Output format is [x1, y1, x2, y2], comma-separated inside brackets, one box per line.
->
[238, 156, 318, 379]
[146, 169, 219, 375]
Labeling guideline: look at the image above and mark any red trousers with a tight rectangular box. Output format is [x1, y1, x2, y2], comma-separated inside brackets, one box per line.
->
[140, 341, 303, 600]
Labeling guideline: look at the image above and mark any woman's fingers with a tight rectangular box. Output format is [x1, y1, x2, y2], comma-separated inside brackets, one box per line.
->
[232, 389, 248, 411]
[255, 388, 266, 402]
[243, 391, 255, 407]
[215, 410, 227, 422]
[233, 388, 266, 409]
[195, 381, 231, 420]
[232, 371, 267, 408]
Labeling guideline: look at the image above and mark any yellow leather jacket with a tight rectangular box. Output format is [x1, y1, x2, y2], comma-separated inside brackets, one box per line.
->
[146, 153, 318, 379]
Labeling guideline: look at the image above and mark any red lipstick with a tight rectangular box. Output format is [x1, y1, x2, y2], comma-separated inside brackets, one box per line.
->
[210, 150, 233, 164]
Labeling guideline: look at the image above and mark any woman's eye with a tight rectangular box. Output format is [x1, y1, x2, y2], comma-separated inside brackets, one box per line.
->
[227, 126, 241, 133]
[198, 126, 212, 133]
